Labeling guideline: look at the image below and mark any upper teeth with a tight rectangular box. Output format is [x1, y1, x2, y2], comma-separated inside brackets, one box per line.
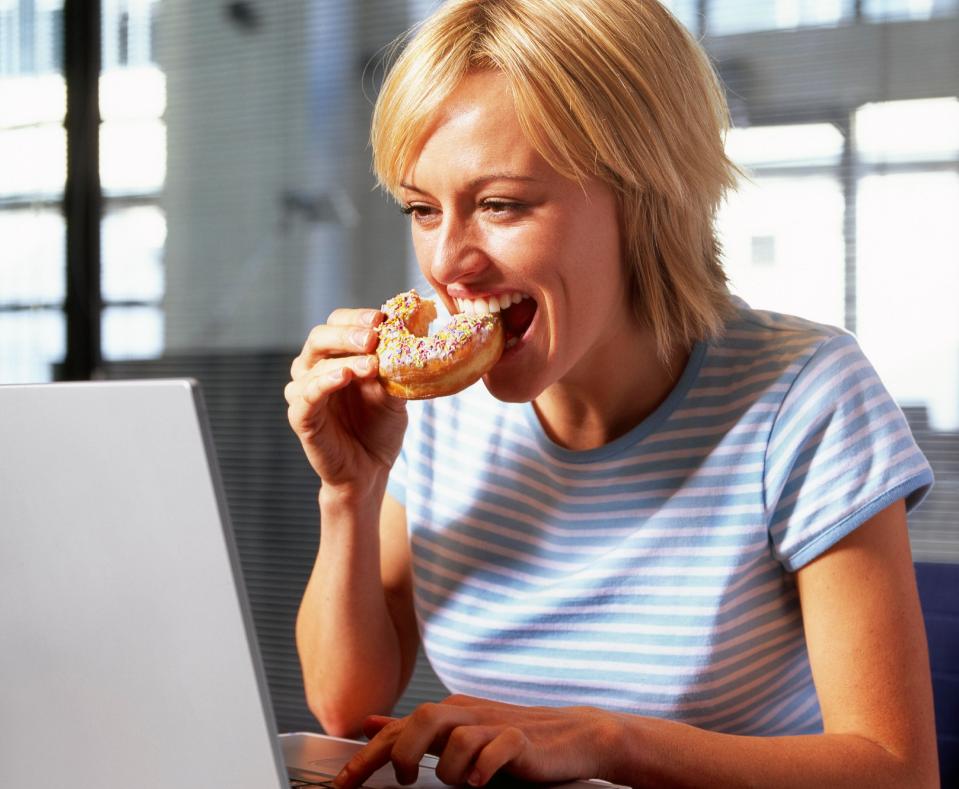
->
[454, 292, 529, 316]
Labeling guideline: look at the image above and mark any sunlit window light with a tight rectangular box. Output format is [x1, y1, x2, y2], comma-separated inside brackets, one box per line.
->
[101, 206, 166, 303]
[0, 310, 65, 384]
[0, 209, 65, 304]
[708, 0, 853, 35]
[99, 118, 166, 196]
[863, 0, 957, 21]
[101, 305, 164, 361]
[99, 65, 166, 121]
[718, 175, 846, 327]
[725, 123, 845, 168]
[0, 124, 66, 197]
[856, 97, 959, 163]
[856, 170, 959, 431]
[0, 72, 64, 126]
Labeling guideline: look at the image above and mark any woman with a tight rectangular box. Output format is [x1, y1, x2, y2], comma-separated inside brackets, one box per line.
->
[285, 0, 938, 786]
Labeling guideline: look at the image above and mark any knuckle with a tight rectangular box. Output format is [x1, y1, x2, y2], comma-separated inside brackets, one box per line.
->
[446, 724, 477, 750]
[381, 718, 404, 737]
[411, 702, 440, 726]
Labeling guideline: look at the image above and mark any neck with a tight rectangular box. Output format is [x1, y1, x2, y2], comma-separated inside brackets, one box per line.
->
[533, 328, 691, 452]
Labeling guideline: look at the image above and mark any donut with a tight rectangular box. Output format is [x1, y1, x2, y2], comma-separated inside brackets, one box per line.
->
[375, 289, 505, 400]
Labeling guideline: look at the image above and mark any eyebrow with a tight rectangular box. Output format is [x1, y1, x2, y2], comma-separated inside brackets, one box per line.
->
[399, 174, 542, 193]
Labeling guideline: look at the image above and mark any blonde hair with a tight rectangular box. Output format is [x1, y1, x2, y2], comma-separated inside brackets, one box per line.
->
[371, 0, 740, 358]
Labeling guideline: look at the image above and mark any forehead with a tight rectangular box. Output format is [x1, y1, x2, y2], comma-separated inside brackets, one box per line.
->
[404, 71, 547, 185]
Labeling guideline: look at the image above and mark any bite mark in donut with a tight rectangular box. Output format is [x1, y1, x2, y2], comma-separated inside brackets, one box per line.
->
[376, 289, 505, 400]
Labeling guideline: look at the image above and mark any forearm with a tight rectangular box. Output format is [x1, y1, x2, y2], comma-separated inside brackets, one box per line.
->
[296, 482, 407, 737]
[606, 714, 937, 789]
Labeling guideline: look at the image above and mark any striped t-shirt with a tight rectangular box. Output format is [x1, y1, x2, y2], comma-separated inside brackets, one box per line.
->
[386, 302, 933, 735]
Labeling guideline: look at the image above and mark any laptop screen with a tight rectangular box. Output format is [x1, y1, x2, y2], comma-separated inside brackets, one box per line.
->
[0, 380, 288, 789]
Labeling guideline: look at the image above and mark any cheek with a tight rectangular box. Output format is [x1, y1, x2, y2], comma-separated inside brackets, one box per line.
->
[561, 213, 623, 288]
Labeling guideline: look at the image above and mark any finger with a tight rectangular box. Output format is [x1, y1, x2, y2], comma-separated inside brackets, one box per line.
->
[434, 725, 499, 786]
[286, 357, 379, 435]
[309, 355, 380, 400]
[469, 727, 528, 787]
[293, 324, 379, 378]
[442, 694, 498, 709]
[333, 719, 403, 789]
[326, 307, 383, 328]
[362, 714, 396, 739]
[389, 703, 472, 785]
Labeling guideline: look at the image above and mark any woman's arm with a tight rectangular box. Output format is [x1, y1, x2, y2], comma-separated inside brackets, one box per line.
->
[610, 498, 938, 788]
[332, 499, 939, 788]
[297, 492, 418, 737]
[284, 306, 417, 737]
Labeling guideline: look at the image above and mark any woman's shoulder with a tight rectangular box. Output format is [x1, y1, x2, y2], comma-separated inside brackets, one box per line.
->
[725, 297, 849, 343]
[709, 298, 861, 376]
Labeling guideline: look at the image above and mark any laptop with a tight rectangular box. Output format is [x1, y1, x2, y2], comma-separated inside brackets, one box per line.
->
[0, 380, 625, 789]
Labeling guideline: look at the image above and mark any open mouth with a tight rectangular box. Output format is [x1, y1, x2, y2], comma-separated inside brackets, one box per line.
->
[501, 296, 537, 347]
[453, 292, 537, 348]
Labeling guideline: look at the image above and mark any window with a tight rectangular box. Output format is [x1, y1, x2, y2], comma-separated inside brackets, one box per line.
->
[708, 0, 855, 34]
[0, 0, 66, 383]
[98, 16, 166, 362]
[854, 98, 959, 432]
[864, 0, 959, 20]
[719, 174, 846, 327]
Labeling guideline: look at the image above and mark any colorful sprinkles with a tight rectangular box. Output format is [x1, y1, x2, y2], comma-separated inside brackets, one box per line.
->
[376, 290, 500, 373]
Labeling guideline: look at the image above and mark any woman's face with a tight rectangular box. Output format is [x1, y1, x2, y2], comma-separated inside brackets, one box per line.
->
[400, 70, 636, 403]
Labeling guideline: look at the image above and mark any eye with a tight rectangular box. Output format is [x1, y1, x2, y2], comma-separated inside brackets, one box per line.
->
[400, 203, 439, 224]
[481, 199, 523, 216]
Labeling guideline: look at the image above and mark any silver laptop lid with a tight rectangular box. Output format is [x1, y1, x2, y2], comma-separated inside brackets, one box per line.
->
[0, 379, 287, 789]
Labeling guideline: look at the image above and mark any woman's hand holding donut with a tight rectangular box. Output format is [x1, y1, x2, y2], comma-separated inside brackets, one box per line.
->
[285, 307, 408, 497]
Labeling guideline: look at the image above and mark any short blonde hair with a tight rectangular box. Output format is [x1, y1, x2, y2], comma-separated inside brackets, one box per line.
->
[371, 0, 739, 358]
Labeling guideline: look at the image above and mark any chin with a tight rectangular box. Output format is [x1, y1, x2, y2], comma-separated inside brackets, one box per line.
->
[482, 369, 544, 404]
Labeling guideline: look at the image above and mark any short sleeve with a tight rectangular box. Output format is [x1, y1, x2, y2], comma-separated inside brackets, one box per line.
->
[764, 332, 934, 571]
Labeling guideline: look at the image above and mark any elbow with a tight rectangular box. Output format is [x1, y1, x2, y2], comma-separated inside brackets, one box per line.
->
[303, 686, 368, 740]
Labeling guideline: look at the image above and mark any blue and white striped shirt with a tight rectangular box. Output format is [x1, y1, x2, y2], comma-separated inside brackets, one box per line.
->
[386, 303, 933, 735]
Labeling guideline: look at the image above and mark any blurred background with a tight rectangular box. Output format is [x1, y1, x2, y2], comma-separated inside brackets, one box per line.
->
[1, 0, 957, 732]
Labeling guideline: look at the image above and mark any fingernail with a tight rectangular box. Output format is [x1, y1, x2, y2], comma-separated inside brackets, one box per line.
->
[356, 356, 374, 373]
[361, 310, 380, 326]
[350, 329, 371, 349]
[328, 367, 346, 383]
[468, 769, 482, 786]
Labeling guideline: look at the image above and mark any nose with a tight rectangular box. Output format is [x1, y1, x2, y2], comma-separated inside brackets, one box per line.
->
[426, 213, 490, 286]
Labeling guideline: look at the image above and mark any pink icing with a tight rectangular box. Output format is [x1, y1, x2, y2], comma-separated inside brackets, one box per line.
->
[376, 290, 499, 372]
